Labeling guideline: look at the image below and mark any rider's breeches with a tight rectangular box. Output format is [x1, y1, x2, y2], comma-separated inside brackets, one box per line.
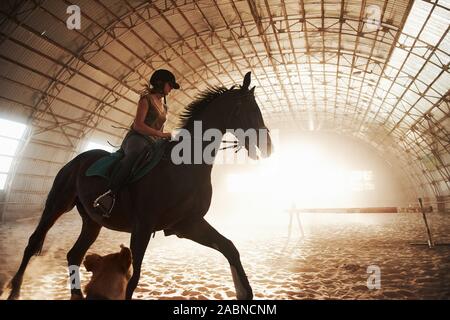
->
[109, 134, 150, 194]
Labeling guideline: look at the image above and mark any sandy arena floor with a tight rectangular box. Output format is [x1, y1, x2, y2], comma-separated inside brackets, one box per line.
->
[0, 211, 449, 300]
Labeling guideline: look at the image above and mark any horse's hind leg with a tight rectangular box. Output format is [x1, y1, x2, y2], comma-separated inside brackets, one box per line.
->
[8, 151, 83, 300]
[8, 200, 74, 300]
[66, 202, 101, 300]
[8, 215, 57, 300]
[175, 218, 253, 300]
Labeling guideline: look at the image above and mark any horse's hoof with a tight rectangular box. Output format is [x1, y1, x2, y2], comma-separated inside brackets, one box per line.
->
[7, 289, 20, 300]
[7, 278, 21, 300]
[236, 288, 253, 300]
[70, 293, 84, 300]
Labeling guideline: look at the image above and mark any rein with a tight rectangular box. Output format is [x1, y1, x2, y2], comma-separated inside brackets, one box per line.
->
[219, 139, 242, 153]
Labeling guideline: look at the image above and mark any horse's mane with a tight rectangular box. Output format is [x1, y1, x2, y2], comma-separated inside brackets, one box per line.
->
[179, 86, 232, 128]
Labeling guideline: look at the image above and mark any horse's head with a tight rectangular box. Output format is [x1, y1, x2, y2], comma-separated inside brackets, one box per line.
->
[227, 72, 273, 160]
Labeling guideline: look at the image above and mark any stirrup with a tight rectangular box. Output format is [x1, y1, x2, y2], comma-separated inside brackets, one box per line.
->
[93, 190, 115, 218]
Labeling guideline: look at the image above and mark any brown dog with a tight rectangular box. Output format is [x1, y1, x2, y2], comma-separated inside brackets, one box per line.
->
[83, 245, 132, 300]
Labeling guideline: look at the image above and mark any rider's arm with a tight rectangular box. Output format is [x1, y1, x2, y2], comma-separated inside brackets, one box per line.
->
[132, 97, 170, 138]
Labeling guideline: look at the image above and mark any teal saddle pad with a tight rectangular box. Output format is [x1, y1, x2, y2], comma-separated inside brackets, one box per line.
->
[85, 139, 169, 184]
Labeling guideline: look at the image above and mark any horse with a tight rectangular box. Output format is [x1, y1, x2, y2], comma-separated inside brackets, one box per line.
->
[7, 72, 273, 300]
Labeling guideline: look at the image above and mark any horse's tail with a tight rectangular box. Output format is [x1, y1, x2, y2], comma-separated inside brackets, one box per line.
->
[7, 152, 84, 299]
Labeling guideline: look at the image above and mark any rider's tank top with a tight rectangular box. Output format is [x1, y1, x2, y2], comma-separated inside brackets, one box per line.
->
[139, 93, 167, 131]
[126, 91, 167, 143]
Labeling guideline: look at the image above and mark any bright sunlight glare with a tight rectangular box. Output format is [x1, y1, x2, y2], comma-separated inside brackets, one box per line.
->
[82, 141, 114, 153]
[226, 141, 374, 209]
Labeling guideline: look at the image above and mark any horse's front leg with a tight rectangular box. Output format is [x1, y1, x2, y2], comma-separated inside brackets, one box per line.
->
[126, 221, 153, 300]
[176, 218, 253, 300]
[66, 215, 101, 300]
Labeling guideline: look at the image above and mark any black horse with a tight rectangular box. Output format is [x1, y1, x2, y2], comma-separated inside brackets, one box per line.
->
[8, 72, 272, 300]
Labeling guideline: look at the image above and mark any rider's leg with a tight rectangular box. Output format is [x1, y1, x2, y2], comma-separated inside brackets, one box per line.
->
[109, 134, 149, 192]
[94, 134, 149, 217]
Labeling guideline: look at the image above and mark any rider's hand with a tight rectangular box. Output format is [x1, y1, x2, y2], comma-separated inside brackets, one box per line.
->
[160, 132, 172, 139]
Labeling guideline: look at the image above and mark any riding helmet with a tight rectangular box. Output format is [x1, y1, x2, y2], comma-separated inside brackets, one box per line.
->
[149, 69, 180, 91]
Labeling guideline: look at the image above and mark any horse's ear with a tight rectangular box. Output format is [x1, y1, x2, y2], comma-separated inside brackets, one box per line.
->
[249, 86, 256, 94]
[229, 85, 236, 90]
[242, 72, 251, 90]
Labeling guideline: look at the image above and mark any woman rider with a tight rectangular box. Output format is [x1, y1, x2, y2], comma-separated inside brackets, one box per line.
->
[94, 69, 180, 217]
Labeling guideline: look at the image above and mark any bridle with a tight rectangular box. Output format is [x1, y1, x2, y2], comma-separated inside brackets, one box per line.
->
[218, 87, 246, 153]
[218, 87, 269, 154]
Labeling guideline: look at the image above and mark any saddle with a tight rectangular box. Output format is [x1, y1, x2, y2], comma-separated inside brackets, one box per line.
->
[85, 138, 170, 185]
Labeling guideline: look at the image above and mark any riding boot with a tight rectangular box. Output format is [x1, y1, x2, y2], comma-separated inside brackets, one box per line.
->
[94, 162, 128, 218]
